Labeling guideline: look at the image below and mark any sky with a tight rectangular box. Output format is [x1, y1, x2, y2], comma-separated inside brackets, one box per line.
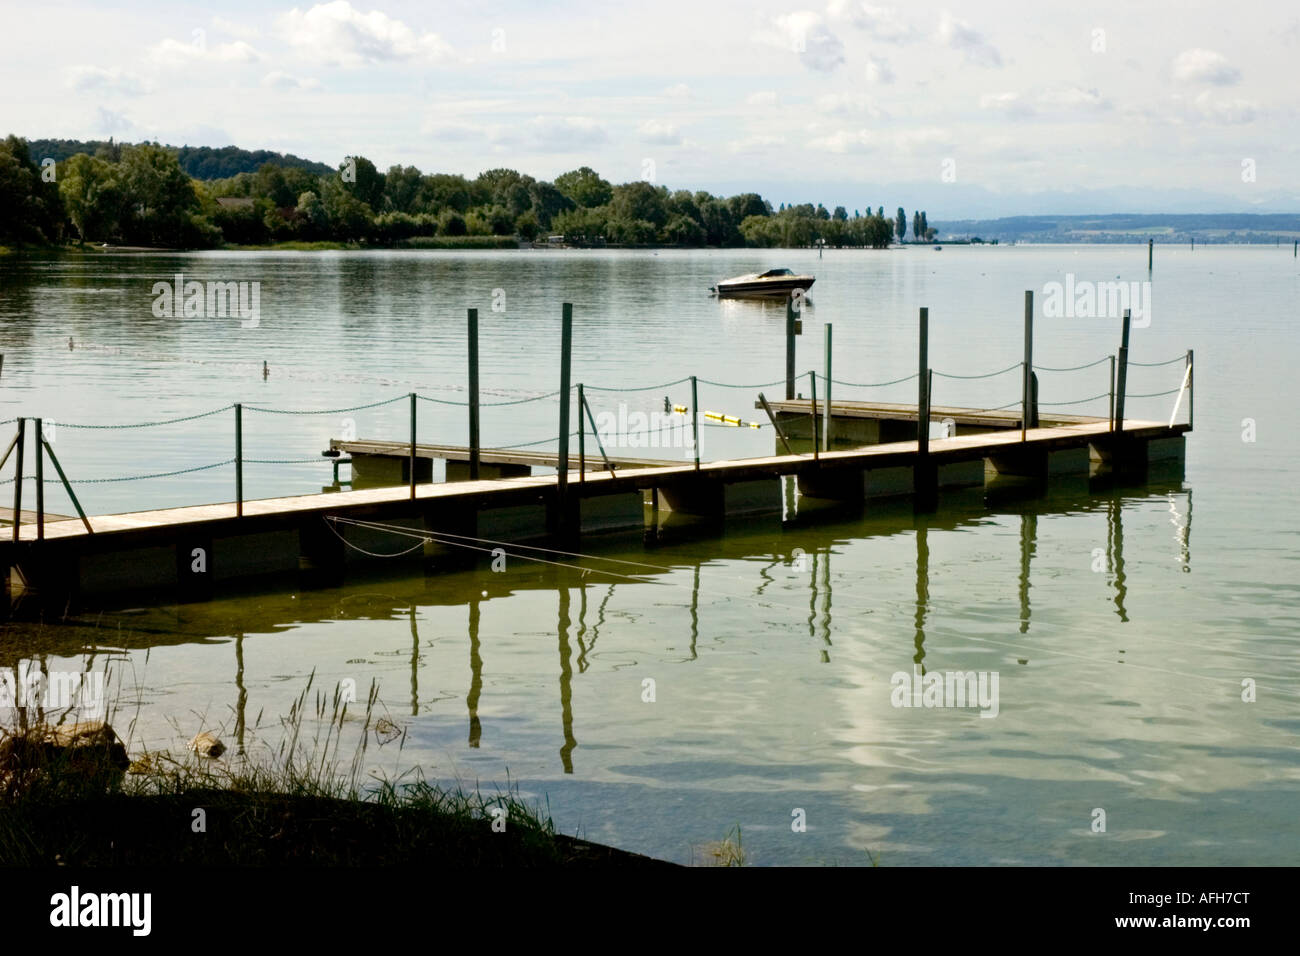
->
[4, 0, 1298, 216]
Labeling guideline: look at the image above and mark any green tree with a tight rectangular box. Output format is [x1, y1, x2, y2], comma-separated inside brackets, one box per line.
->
[383, 165, 424, 214]
[420, 173, 472, 214]
[896, 207, 907, 242]
[554, 166, 613, 207]
[833, 205, 848, 222]
[58, 153, 123, 243]
[339, 155, 385, 211]
[515, 211, 541, 240]
[439, 209, 468, 236]
[609, 181, 668, 226]
[661, 213, 705, 244]
[118, 143, 207, 246]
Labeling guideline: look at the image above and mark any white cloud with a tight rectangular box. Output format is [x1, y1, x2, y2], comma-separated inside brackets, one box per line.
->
[93, 107, 133, 135]
[937, 12, 1001, 67]
[212, 16, 261, 41]
[66, 66, 147, 96]
[1038, 86, 1109, 110]
[979, 91, 1032, 116]
[278, 1, 452, 67]
[149, 37, 263, 67]
[754, 11, 845, 72]
[663, 82, 691, 98]
[809, 128, 874, 153]
[746, 90, 779, 106]
[830, 2, 918, 43]
[816, 92, 882, 117]
[864, 54, 895, 84]
[262, 71, 321, 91]
[729, 133, 787, 152]
[491, 116, 608, 152]
[1172, 49, 1241, 85]
[1191, 91, 1258, 124]
[639, 119, 682, 144]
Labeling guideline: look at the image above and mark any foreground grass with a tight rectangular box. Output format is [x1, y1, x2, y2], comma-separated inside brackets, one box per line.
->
[0, 675, 668, 867]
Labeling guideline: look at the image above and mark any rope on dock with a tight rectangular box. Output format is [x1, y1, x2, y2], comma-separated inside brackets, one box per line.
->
[51, 404, 235, 429]
[831, 372, 919, 388]
[1033, 356, 1111, 372]
[0, 457, 236, 485]
[245, 395, 407, 416]
[693, 376, 788, 389]
[1129, 355, 1189, 368]
[1037, 391, 1112, 407]
[933, 362, 1021, 380]
[1126, 386, 1184, 399]
[584, 376, 692, 392]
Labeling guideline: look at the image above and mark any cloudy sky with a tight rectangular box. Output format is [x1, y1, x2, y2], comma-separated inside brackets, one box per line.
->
[4, 0, 1297, 216]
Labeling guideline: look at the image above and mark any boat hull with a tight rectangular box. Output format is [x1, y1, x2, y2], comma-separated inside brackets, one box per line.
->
[715, 277, 815, 298]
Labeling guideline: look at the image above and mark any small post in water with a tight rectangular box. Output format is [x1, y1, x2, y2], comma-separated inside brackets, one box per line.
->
[1108, 354, 1116, 430]
[917, 307, 928, 455]
[1187, 349, 1194, 429]
[409, 392, 417, 500]
[1148, 238, 1153, 272]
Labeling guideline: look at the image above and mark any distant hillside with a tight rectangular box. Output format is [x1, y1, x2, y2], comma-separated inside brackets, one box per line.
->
[25, 139, 333, 179]
[933, 214, 1300, 244]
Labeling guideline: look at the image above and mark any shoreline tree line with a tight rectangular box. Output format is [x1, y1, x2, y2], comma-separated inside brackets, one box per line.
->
[0, 135, 938, 250]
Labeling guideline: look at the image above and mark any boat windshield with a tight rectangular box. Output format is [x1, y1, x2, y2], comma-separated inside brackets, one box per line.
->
[757, 269, 795, 277]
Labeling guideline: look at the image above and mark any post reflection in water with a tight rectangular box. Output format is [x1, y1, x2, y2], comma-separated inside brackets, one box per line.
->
[1018, 513, 1037, 634]
[914, 524, 929, 671]
[557, 586, 577, 774]
[1107, 496, 1129, 622]
[467, 593, 482, 748]
[1170, 489, 1192, 572]
[409, 606, 419, 717]
[234, 632, 247, 756]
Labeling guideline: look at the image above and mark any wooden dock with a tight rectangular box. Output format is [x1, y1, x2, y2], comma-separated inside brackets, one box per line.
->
[0, 413, 1188, 601]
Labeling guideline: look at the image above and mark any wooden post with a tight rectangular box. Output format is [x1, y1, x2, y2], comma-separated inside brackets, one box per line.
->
[1147, 238, 1153, 272]
[785, 295, 797, 400]
[1022, 290, 1034, 434]
[557, 304, 573, 512]
[757, 392, 794, 455]
[1186, 349, 1194, 430]
[808, 371, 819, 463]
[468, 308, 480, 480]
[577, 382, 585, 482]
[409, 392, 417, 500]
[234, 404, 242, 516]
[1294, 240, 1297, 258]
[11, 418, 23, 543]
[1108, 354, 1116, 430]
[1114, 309, 1131, 433]
[917, 307, 928, 457]
[0, 353, 4, 380]
[690, 375, 700, 471]
[41, 435, 92, 534]
[822, 323, 833, 452]
[34, 418, 43, 541]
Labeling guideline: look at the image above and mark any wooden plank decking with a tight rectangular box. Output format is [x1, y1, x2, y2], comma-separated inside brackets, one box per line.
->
[329, 438, 677, 470]
[758, 398, 1103, 429]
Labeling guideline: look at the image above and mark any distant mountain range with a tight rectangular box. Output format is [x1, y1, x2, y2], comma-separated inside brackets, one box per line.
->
[931, 214, 1300, 244]
[26, 138, 333, 179]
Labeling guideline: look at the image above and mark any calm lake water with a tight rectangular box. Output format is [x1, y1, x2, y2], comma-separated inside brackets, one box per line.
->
[0, 245, 1297, 865]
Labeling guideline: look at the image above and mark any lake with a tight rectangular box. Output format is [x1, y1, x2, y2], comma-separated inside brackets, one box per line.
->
[0, 244, 1296, 865]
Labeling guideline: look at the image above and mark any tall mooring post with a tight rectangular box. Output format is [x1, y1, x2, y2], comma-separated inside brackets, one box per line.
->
[1023, 290, 1038, 431]
[1148, 238, 1153, 272]
[785, 295, 797, 400]
[468, 308, 480, 480]
[915, 307, 935, 510]
[408, 392, 417, 500]
[34, 417, 43, 541]
[234, 404, 243, 517]
[11, 418, 24, 543]
[822, 323, 833, 452]
[1114, 308, 1132, 433]
[556, 303, 573, 528]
